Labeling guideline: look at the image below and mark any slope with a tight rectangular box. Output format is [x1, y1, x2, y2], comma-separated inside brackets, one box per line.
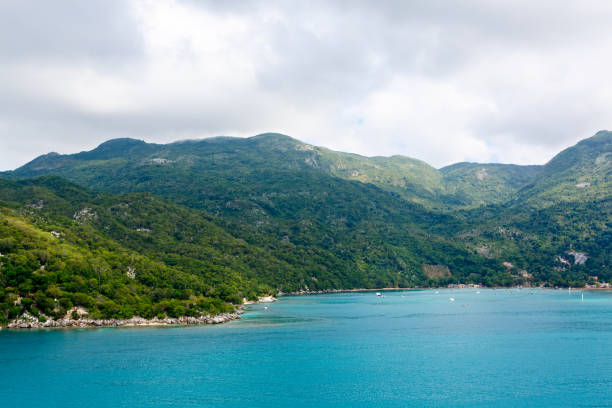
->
[515, 130, 612, 207]
[8, 133, 541, 209]
[440, 163, 542, 207]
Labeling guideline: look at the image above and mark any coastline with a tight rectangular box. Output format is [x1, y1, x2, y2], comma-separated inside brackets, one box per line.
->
[281, 287, 420, 296]
[4, 312, 242, 330]
[280, 285, 612, 296]
[5, 286, 610, 330]
[2, 294, 279, 331]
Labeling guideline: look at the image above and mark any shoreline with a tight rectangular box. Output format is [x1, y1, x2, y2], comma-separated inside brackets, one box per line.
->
[279, 287, 418, 296]
[280, 285, 612, 296]
[2, 294, 279, 331]
[3, 311, 243, 330]
[5, 286, 610, 330]
[281, 286, 483, 296]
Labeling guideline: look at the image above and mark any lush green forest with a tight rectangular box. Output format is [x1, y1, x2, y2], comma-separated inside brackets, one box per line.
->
[1, 131, 610, 325]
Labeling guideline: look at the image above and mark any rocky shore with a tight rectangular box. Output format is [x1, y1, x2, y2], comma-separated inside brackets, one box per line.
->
[2, 295, 282, 330]
[5, 312, 241, 329]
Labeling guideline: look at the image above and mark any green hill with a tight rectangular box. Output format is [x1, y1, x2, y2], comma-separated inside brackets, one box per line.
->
[8, 133, 542, 210]
[0, 175, 512, 326]
[515, 130, 612, 207]
[440, 163, 542, 207]
[0, 178, 243, 325]
[1, 131, 610, 325]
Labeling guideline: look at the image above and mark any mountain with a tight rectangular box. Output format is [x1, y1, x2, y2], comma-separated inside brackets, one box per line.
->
[442, 131, 611, 285]
[1, 131, 610, 325]
[7, 133, 542, 209]
[312, 147, 447, 207]
[515, 130, 612, 207]
[440, 163, 542, 207]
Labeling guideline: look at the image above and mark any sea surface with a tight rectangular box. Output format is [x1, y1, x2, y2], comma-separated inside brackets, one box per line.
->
[1, 289, 612, 407]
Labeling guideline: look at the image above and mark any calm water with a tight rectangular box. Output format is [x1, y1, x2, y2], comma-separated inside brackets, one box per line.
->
[1, 289, 612, 407]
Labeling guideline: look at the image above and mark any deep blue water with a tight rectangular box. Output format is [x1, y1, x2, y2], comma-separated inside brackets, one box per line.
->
[1, 289, 612, 407]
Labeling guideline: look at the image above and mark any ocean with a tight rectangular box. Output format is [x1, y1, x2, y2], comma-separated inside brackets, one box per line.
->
[1, 289, 611, 407]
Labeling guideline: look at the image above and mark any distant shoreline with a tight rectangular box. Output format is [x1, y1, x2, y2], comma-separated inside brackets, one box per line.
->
[280, 286, 612, 296]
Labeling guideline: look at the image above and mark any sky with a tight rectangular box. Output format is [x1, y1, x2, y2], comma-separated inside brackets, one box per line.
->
[1, 0, 611, 170]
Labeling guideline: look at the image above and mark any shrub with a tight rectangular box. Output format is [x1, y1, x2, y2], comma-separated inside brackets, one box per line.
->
[20, 297, 34, 310]
[30, 306, 40, 317]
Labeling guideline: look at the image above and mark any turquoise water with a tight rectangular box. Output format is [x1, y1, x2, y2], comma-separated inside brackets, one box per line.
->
[1, 289, 612, 407]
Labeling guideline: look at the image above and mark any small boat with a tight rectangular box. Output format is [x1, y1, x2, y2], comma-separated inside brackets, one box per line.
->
[376, 292, 382, 297]
[449, 297, 455, 302]
[435, 291, 439, 294]
[264, 306, 268, 310]
[476, 291, 480, 294]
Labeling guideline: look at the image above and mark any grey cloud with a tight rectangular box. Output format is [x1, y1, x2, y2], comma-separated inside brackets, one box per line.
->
[0, 0, 143, 62]
[1, 0, 612, 170]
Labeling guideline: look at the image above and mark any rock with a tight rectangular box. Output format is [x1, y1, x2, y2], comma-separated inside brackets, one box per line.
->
[258, 295, 277, 303]
[4, 312, 241, 330]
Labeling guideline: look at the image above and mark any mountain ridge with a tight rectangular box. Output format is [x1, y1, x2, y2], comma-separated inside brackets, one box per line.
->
[6, 131, 577, 209]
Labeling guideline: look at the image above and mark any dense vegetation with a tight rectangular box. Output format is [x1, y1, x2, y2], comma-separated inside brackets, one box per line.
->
[8, 133, 547, 210]
[1, 131, 610, 325]
[450, 199, 611, 287]
[514, 130, 611, 207]
[440, 163, 542, 208]
[0, 201, 237, 325]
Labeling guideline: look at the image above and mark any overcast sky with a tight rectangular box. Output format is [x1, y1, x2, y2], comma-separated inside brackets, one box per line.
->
[1, 0, 611, 170]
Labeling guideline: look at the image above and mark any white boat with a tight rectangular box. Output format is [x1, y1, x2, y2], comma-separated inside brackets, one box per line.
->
[449, 297, 455, 302]
[376, 292, 382, 296]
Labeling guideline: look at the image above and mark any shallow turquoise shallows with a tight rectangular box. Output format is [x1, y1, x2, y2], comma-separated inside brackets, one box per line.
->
[2, 289, 612, 407]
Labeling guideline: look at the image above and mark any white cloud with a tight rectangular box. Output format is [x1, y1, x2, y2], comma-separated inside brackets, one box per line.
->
[1, 0, 611, 170]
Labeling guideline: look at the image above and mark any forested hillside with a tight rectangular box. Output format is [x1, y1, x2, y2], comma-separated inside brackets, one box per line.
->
[515, 130, 612, 207]
[0, 176, 509, 325]
[440, 163, 542, 207]
[7, 133, 542, 210]
[1, 131, 610, 326]
[0, 180, 242, 325]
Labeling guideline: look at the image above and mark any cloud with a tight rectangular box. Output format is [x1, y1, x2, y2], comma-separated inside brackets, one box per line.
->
[0, 0, 142, 62]
[1, 0, 611, 170]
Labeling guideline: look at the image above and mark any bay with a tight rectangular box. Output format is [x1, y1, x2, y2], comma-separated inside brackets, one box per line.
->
[1, 289, 612, 407]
